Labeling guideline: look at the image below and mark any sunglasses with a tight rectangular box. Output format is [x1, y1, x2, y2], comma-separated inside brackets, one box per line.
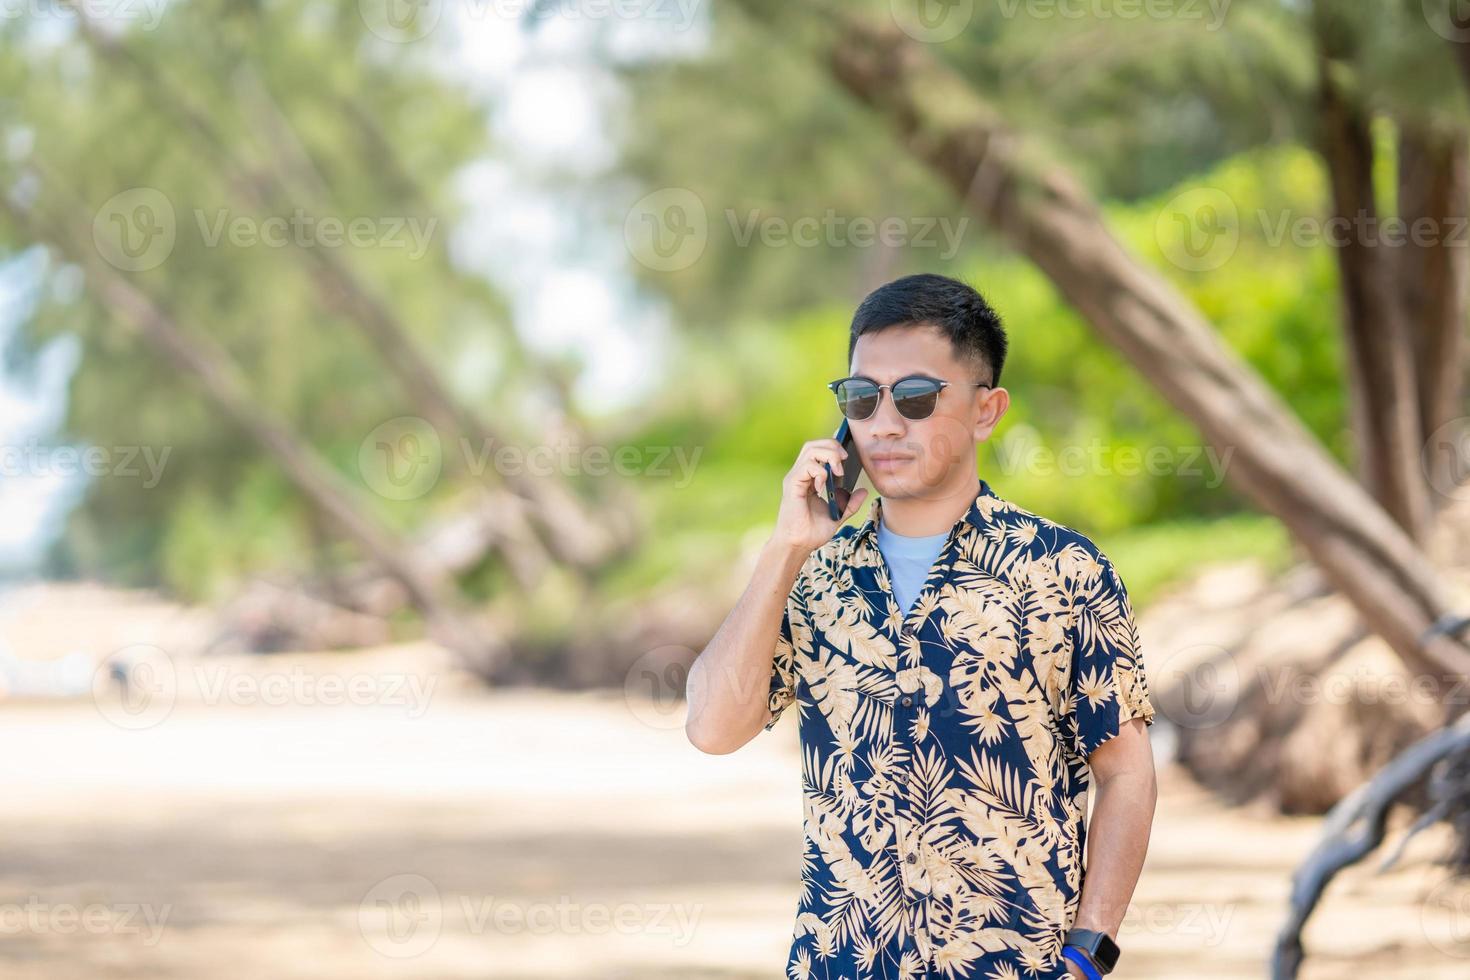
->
[827, 374, 993, 421]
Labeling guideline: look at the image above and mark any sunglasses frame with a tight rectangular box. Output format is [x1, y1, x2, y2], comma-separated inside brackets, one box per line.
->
[826, 374, 994, 421]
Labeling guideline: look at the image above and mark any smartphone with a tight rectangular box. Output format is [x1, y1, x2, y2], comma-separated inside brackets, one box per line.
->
[822, 418, 862, 522]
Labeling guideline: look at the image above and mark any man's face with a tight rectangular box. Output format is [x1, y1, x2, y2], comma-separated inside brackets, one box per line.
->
[847, 323, 1007, 502]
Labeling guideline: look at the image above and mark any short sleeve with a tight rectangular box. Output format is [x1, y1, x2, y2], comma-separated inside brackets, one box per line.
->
[1067, 551, 1155, 760]
[763, 582, 811, 733]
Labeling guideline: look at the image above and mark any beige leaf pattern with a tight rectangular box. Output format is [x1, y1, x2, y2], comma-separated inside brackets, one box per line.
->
[764, 479, 1155, 978]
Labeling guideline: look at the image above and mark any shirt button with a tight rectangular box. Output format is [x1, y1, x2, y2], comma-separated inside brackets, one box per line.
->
[901, 625, 915, 638]
[899, 694, 914, 708]
[905, 853, 918, 865]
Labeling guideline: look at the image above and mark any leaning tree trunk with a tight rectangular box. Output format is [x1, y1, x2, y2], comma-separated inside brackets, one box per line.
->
[1397, 125, 1469, 505]
[1313, 12, 1432, 542]
[730, 0, 1470, 688]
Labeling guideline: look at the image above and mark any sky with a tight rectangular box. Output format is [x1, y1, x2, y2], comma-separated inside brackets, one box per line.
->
[0, 254, 85, 568]
[446, 3, 706, 413]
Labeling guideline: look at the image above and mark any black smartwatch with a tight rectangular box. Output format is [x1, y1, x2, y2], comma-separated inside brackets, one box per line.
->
[1063, 928, 1120, 975]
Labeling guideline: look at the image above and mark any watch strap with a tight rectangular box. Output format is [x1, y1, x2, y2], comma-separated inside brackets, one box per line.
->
[1064, 927, 1120, 974]
[1061, 945, 1103, 980]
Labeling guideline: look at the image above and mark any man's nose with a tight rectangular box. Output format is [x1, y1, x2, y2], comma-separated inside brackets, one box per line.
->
[868, 390, 907, 439]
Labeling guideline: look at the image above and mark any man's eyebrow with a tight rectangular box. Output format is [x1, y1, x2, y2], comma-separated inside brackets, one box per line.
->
[846, 370, 940, 383]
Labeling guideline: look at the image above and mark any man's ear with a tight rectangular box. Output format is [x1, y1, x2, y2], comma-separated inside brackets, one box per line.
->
[973, 387, 1010, 442]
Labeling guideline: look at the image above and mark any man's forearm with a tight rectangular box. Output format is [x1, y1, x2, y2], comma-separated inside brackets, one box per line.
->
[684, 536, 807, 754]
[1072, 769, 1157, 937]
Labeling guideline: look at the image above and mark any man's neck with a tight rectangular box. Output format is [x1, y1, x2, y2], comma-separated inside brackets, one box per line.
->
[878, 474, 981, 537]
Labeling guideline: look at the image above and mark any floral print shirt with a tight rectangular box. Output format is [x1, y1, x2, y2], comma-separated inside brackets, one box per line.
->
[765, 478, 1155, 980]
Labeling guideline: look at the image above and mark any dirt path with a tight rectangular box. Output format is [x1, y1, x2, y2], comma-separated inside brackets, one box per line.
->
[1, 683, 1467, 978]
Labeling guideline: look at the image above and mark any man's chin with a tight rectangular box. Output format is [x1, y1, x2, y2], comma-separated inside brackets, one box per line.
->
[870, 470, 944, 500]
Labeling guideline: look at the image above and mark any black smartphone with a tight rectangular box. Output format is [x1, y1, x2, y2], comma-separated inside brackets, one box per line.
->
[822, 418, 862, 521]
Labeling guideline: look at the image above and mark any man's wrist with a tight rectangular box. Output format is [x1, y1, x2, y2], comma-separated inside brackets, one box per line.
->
[764, 531, 811, 564]
[1063, 926, 1120, 975]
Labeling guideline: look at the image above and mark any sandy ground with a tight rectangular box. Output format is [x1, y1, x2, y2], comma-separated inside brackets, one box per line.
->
[1, 674, 1468, 979]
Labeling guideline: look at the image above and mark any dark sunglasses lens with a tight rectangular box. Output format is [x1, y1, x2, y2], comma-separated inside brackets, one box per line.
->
[835, 380, 881, 419]
[892, 378, 942, 419]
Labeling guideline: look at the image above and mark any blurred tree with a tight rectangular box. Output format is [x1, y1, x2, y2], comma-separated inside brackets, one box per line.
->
[0, 0, 641, 665]
[615, 0, 1470, 687]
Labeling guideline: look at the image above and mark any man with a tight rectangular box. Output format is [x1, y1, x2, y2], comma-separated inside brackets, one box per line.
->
[685, 273, 1157, 979]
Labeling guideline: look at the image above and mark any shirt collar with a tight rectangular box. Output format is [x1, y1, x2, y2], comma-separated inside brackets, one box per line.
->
[853, 477, 1004, 549]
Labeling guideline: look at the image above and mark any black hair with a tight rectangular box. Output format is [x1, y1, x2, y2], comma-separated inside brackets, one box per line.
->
[847, 273, 1007, 386]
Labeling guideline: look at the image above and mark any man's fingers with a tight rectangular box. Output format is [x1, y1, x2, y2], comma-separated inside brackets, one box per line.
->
[795, 462, 828, 500]
[787, 442, 848, 502]
[806, 438, 848, 458]
[790, 458, 821, 493]
[804, 446, 842, 478]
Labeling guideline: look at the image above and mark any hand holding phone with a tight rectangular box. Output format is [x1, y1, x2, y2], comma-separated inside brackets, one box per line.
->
[771, 427, 868, 556]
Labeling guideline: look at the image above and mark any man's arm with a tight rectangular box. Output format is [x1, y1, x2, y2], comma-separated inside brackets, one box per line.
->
[683, 536, 807, 755]
[684, 437, 868, 756]
[1065, 718, 1158, 977]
